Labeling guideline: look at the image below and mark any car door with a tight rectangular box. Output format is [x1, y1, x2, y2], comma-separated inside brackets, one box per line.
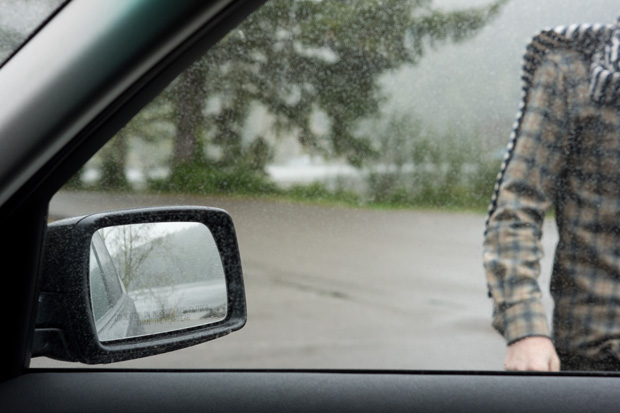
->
[3, 1, 620, 412]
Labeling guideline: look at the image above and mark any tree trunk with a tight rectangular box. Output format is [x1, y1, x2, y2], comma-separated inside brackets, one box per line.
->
[172, 63, 206, 166]
[99, 131, 129, 190]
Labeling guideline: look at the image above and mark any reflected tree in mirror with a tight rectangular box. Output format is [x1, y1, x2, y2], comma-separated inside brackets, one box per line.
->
[89, 222, 227, 342]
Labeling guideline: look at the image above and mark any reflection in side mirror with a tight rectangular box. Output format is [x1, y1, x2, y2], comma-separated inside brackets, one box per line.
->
[35, 206, 245, 364]
[90, 222, 227, 342]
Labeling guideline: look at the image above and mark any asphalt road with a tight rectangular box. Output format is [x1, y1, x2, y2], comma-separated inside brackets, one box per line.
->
[32, 191, 559, 371]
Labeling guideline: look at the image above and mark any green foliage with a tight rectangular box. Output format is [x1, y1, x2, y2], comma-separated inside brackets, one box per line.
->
[97, 134, 130, 191]
[65, 0, 508, 210]
[362, 112, 500, 210]
[190, 0, 507, 166]
[151, 161, 280, 196]
[410, 0, 508, 49]
[287, 182, 362, 206]
[144, 0, 508, 177]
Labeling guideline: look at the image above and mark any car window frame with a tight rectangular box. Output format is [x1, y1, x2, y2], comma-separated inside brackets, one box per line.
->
[0, 0, 267, 381]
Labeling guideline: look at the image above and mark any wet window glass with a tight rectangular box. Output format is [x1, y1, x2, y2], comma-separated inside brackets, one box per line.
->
[36, 0, 620, 371]
[0, 0, 65, 65]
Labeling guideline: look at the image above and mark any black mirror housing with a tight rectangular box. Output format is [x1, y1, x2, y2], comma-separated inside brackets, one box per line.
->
[33, 206, 246, 364]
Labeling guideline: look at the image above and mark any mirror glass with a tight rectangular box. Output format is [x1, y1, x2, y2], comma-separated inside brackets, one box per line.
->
[89, 222, 227, 342]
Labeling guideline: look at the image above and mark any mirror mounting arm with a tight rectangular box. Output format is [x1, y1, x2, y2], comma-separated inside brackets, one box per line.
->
[32, 292, 77, 361]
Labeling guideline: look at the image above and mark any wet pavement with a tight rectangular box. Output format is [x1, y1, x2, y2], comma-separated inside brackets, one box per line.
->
[33, 191, 558, 371]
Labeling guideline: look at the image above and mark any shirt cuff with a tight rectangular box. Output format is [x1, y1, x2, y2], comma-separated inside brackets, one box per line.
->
[493, 299, 551, 344]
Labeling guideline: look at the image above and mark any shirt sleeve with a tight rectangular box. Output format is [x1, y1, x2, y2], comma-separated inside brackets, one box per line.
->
[483, 56, 569, 345]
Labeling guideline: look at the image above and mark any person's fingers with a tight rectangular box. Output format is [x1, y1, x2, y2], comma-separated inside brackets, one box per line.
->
[505, 359, 551, 371]
[549, 354, 561, 372]
[505, 363, 550, 371]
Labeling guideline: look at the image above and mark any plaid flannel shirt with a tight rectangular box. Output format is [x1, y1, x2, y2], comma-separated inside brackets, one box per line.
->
[484, 48, 620, 358]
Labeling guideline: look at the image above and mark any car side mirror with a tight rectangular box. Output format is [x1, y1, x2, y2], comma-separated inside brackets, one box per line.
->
[33, 206, 246, 364]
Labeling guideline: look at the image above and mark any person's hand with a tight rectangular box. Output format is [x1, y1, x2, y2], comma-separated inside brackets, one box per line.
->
[504, 336, 560, 371]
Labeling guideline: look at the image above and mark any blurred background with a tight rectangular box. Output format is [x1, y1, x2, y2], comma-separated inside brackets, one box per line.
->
[12, 0, 617, 370]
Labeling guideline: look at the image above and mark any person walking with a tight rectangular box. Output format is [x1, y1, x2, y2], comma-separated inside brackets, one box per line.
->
[484, 18, 620, 371]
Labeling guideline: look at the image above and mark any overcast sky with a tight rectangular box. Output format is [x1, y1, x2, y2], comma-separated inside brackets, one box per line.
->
[382, 0, 619, 149]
